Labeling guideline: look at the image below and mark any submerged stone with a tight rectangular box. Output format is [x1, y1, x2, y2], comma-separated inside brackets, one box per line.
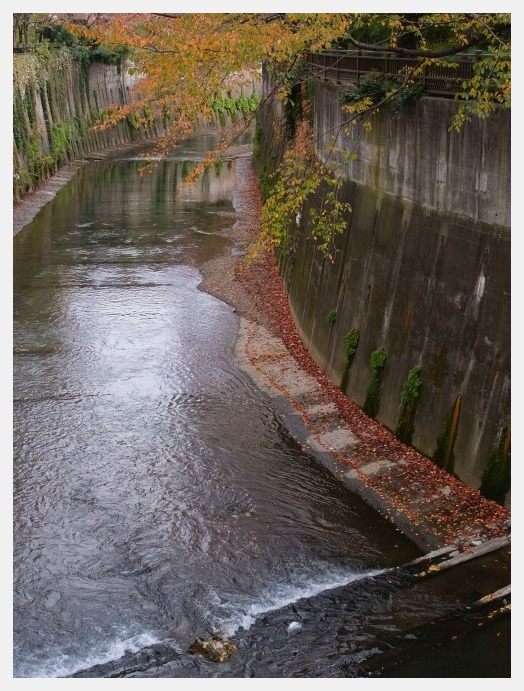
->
[188, 636, 237, 663]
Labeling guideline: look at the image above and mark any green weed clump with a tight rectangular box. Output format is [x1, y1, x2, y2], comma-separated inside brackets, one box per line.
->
[253, 122, 263, 160]
[340, 328, 359, 392]
[395, 366, 422, 444]
[326, 309, 337, 324]
[363, 347, 386, 418]
[344, 328, 359, 361]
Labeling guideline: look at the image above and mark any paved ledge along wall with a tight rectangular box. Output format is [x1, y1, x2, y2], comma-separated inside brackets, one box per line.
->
[257, 74, 510, 504]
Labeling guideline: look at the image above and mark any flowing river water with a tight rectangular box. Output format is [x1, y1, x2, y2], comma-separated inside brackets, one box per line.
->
[13, 134, 510, 678]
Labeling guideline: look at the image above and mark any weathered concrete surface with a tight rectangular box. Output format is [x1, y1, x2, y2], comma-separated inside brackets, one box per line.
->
[315, 81, 511, 228]
[284, 181, 510, 494]
[13, 55, 155, 201]
[201, 154, 509, 553]
[257, 73, 510, 501]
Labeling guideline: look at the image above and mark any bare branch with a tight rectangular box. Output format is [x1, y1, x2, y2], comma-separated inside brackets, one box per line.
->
[343, 33, 483, 58]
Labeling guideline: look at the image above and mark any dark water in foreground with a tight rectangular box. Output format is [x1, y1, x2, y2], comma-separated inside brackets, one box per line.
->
[13, 135, 510, 678]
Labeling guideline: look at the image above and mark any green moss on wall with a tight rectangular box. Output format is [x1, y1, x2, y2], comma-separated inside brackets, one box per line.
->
[23, 83, 37, 125]
[259, 165, 272, 203]
[51, 122, 73, 162]
[13, 87, 29, 151]
[344, 328, 359, 362]
[433, 394, 462, 473]
[26, 137, 40, 164]
[395, 366, 422, 445]
[480, 422, 511, 505]
[363, 348, 387, 419]
[340, 328, 360, 392]
[253, 122, 263, 160]
[79, 62, 89, 109]
[326, 309, 337, 324]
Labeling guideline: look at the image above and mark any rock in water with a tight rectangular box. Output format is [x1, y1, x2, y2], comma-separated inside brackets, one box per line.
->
[188, 635, 237, 663]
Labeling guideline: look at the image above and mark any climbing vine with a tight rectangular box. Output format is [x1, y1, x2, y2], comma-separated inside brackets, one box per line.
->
[255, 120, 351, 261]
[208, 92, 259, 115]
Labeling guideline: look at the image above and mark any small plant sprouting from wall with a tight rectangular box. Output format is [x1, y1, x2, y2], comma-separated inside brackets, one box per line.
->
[395, 366, 422, 445]
[433, 394, 462, 473]
[340, 328, 360, 392]
[363, 347, 387, 419]
[344, 328, 359, 362]
[480, 422, 511, 505]
[326, 309, 337, 325]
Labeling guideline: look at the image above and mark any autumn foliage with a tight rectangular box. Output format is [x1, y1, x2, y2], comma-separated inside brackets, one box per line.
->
[56, 13, 511, 257]
[63, 13, 510, 151]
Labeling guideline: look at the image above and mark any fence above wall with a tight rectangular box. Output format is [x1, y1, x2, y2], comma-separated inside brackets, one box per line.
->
[304, 50, 486, 98]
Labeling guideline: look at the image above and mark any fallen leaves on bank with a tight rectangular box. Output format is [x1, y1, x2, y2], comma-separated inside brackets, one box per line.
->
[219, 159, 510, 549]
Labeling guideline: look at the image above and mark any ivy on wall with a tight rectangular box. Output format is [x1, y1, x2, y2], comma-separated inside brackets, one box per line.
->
[13, 46, 142, 201]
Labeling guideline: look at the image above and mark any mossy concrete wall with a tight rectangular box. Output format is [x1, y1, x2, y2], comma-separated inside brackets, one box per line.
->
[13, 52, 161, 202]
[258, 75, 510, 503]
[13, 52, 260, 203]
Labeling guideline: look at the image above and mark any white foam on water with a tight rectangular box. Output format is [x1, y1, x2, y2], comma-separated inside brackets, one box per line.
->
[17, 629, 170, 679]
[216, 566, 384, 637]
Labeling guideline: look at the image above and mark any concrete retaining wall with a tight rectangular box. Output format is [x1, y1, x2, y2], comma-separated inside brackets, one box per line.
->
[13, 53, 161, 201]
[314, 81, 511, 228]
[13, 53, 260, 202]
[257, 74, 510, 502]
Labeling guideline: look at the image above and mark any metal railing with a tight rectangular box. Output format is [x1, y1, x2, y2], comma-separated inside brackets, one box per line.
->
[304, 50, 483, 98]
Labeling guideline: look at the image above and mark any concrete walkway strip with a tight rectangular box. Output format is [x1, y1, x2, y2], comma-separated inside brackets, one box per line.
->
[236, 316, 511, 553]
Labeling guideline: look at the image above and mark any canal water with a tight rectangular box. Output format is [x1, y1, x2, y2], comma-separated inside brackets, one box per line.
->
[13, 134, 509, 678]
